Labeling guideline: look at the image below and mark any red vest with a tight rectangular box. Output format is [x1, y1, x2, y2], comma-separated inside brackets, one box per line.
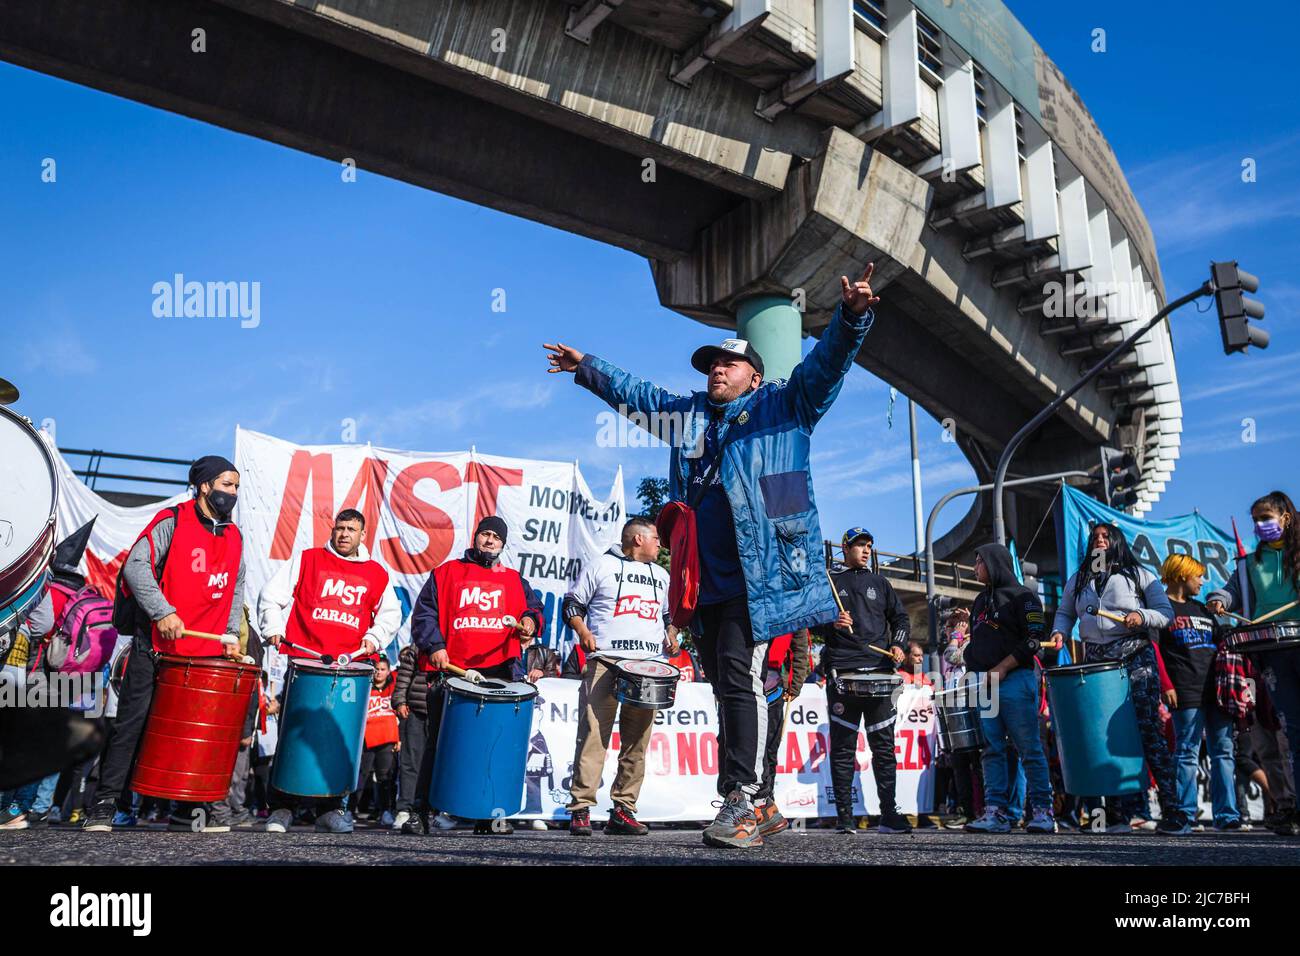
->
[364, 679, 400, 748]
[767, 633, 793, 671]
[667, 648, 695, 682]
[284, 547, 389, 661]
[138, 500, 242, 656]
[421, 559, 530, 671]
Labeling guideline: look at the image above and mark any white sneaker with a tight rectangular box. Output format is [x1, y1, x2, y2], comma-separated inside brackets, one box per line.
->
[264, 808, 294, 834]
[530, 819, 548, 831]
[1130, 817, 1157, 832]
[1026, 808, 1057, 834]
[379, 811, 395, 827]
[431, 812, 457, 830]
[391, 811, 410, 830]
[964, 808, 1011, 833]
[1190, 823, 1206, 833]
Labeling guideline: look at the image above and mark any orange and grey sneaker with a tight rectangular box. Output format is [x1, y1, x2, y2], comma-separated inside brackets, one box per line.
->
[755, 800, 788, 836]
[606, 804, 650, 836]
[569, 808, 593, 837]
[702, 791, 764, 849]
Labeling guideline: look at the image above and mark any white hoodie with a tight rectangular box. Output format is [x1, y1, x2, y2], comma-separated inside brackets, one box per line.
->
[564, 547, 670, 660]
[257, 540, 402, 654]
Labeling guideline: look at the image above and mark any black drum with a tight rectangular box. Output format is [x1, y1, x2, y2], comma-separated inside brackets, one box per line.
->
[613, 659, 680, 710]
[1224, 621, 1300, 654]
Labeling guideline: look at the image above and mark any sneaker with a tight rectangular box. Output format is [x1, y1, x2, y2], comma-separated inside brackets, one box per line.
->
[755, 801, 788, 837]
[472, 818, 514, 835]
[1131, 817, 1158, 832]
[400, 811, 430, 835]
[1190, 823, 1206, 833]
[606, 804, 650, 836]
[46, 807, 63, 825]
[530, 818, 548, 831]
[1026, 808, 1057, 834]
[431, 812, 458, 831]
[264, 808, 294, 834]
[379, 811, 395, 828]
[944, 814, 970, 830]
[314, 809, 354, 834]
[391, 811, 410, 830]
[0, 810, 29, 830]
[228, 809, 253, 828]
[702, 791, 763, 849]
[111, 809, 138, 828]
[1156, 815, 1191, 835]
[836, 814, 858, 834]
[914, 813, 938, 830]
[68, 809, 83, 827]
[965, 808, 1011, 833]
[570, 808, 593, 836]
[1268, 810, 1300, 837]
[81, 802, 115, 833]
[1215, 819, 1251, 832]
[879, 812, 913, 834]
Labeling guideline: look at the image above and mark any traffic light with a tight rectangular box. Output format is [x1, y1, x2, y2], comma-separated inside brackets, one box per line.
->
[1099, 447, 1140, 510]
[1211, 261, 1268, 354]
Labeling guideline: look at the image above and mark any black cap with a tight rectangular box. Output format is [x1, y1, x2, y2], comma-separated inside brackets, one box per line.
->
[475, 515, 508, 545]
[189, 455, 237, 491]
[691, 337, 764, 377]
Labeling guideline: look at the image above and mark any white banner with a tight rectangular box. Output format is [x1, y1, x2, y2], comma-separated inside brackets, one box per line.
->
[44, 428, 625, 663]
[517, 679, 936, 820]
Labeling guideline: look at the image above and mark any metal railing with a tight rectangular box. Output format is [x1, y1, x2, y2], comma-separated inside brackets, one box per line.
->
[823, 541, 980, 591]
[59, 448, 192, 490]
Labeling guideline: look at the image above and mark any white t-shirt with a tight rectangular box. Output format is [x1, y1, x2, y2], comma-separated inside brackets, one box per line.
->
[565, 549, 669, 659]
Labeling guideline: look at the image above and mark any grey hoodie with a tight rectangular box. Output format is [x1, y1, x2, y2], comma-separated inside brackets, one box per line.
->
[1052, 564, 1172, 644]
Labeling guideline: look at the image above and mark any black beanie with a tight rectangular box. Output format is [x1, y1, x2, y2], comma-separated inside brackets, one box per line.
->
[475, 515, 508, 545]
[189, 454, 237, 491]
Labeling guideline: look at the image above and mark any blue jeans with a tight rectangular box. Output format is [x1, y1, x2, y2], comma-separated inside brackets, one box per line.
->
[979, 667, 1053, 814]
[1171, 706, 1238, 826]
[1, 772, 57, 814]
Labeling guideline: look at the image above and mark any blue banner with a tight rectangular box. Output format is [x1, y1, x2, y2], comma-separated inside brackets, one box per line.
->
[1053, 485, 1237, 603]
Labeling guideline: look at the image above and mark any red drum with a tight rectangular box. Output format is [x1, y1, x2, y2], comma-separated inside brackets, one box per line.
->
[130, 655, 260, 802]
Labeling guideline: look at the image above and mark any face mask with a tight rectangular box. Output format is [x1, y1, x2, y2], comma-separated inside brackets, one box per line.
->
[207, 489, 237, 520]
[1255, 519, 1284, 542]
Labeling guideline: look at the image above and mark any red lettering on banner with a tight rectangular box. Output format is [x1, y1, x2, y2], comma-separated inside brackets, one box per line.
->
[649, 733, 671, 776]
[677, 733, 699, 775]
[807, 732, 828, 771]
[899, 729, 917, 770]
[380, 461, 459, 574]
[271, 451, 335, 559]
[917, 731, 932, 769]
[464, 462, 523, 531]
[782, 732, 803, 773]
[854, 731, 870, 772]
[700, 733, 718, 774]
[340, 457, 390, 553]
[610, 731, 621, 752]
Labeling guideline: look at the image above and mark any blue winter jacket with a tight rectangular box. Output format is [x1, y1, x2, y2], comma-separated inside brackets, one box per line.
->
[574, 302, 874, 643]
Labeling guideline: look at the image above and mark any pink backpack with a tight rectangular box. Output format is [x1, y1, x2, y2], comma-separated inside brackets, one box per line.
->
[46, 581, 119, 675]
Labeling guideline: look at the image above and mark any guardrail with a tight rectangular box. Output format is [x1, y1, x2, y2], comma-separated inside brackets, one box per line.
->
[822, 541, 980, 591]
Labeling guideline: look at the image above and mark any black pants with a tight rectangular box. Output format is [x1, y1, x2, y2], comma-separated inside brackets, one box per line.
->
[351, 743, 396, 814]
[397, 711, 428, 812]
[95, 634, 157, 810]
[949, 748, 981, 816]
[413, 662, 515, 813]
[756, 695, 785, 802]
[695, 597, 768, 800]
[826, 682, 898, 819]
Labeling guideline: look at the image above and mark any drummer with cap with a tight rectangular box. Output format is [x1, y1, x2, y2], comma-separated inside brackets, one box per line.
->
[405, 515, 545, 835]
[815, 527, 912, 834]
[257, 507, 402, 834]
[562, 516, 675, 837]
[84, 455, 246, 833]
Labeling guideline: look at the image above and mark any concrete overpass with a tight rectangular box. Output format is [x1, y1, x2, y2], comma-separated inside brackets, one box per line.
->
[0, 0, 1182, 577]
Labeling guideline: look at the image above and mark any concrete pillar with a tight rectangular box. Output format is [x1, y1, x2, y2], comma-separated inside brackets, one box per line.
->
[736, 294, 802, 381]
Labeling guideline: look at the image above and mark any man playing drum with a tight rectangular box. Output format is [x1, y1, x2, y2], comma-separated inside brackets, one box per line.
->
[562, 517, 675, 837]
[258, 508, 402, 834]
[85, 456, 246, 833]
[406, 515, 545, 835]
[816, 528, 912, 834]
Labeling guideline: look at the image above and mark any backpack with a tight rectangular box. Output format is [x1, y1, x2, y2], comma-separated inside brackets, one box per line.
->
[45, 580, 119, 675]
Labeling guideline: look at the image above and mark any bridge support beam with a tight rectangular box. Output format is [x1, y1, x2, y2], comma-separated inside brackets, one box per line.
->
[736, 295, 801, 382]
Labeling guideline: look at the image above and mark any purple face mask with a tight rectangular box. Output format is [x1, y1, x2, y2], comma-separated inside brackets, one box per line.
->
[1255, 519, 1284, 542]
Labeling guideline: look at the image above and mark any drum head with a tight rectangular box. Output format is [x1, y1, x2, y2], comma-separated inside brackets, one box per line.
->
[615, 659, 680, 679]
[290, 658, 373, 677]
[0, 406, 56, 595]
[1045, 660, 1121, 677]
[157, 654, 259, 673]
[446, 676, 539, 702]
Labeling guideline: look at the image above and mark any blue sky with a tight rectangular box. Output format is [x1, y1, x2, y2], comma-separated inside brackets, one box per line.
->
[2, 0, 1296, 561]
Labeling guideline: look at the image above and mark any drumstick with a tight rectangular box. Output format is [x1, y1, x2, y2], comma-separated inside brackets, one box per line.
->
[867, 644, 896, 659]
[1214, 608, 1253, 625]
[178, 629, 255, 664]
[1251, 600, 1300, 626]
[825, 569, 847, 614]
[261, 636, 346, 666]
[1084, 605, 1130, 625]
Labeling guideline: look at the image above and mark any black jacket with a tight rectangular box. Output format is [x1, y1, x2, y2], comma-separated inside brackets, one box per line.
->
[815, 565, 909, 673]
[965, 544, 1045, 673]
[393, 644, 430, 717]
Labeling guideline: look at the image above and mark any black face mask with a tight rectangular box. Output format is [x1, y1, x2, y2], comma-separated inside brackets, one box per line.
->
[206, 489, 237, 520]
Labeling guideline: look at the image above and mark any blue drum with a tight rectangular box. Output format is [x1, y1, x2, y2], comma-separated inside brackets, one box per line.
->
[270, 659, 373, 798]
[1045, 660, 1145, 795]
[429, 676, 538, 820]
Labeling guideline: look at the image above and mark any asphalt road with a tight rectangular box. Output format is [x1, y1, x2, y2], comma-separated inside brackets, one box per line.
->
[4, 822, 1295, 866]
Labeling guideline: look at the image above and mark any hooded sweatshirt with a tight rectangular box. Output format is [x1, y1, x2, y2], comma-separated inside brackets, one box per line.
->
[965, 544, 1046, 673]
